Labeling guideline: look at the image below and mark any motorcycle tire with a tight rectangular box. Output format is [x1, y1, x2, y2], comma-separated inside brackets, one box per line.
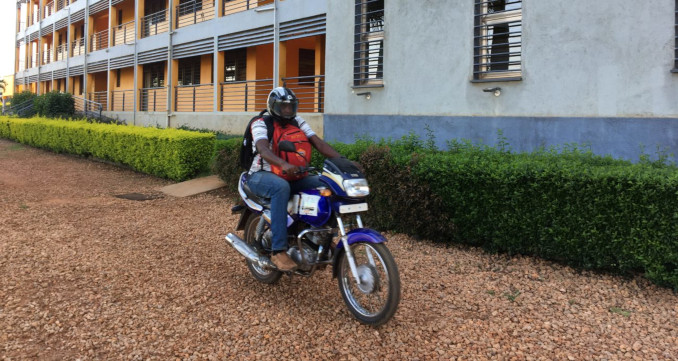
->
[244, 213, 282, 284]
[337, 242, 401, 326]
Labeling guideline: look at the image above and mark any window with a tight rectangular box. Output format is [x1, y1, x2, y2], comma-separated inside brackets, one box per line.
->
[144, 62, 165, 88]
[118, 10, 123, 26]
[224, 48, 247, 82]
[177, 57, 201, 86]
[473, 0, 522, 81]
[354, 0, 384, 87]
[116, 69, 121, 87]
[298, 49, 315, 79]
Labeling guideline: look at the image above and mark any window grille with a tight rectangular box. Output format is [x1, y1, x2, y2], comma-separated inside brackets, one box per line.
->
[674, 0, 677, 72]
[354, 0, 384, 87]
[473, 0, 522, 81]
[178, 57, 201, 86]
[224, 48, 247, 82]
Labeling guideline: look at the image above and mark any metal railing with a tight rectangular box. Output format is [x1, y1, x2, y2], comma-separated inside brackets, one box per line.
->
[220, 78, 273, 112]
[90, 29, 109, 52]
[175, 83, 214, 112]
[176, 0, 215, 28]
[42, 48, 53, 65]
[113, 20, 136, 46]
[43, 1, 54, 19]
[282, 75, 324, 113]
[74, 96, 103, 120]
[88, 91, 108, 111]
[111, 90, 135, 111]
[55, 43, 68, 61]
[5, 99, 35, 117]
[223, 0, 271, 16]
[72, 37, 85, 57]
[142, 9, 169, 38]
[140, 87, 168, 111]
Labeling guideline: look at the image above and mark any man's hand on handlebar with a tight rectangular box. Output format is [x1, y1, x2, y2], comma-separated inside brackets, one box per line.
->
[281, 162, 300, 175]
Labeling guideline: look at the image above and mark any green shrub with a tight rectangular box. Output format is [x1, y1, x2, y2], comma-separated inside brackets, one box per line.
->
[34, 91, 75, 118]
[0, 116, 215, 181]
[210, 132, 678, 289]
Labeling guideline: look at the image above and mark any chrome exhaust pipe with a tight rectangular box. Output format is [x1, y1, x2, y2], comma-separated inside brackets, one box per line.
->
[225, 233, 275, 269]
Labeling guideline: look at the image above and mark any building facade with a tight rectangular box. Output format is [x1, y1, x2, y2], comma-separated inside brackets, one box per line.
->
[14, 0, 326, 133]
[323, 0, 678, 162]
[13, 0, 678, 162]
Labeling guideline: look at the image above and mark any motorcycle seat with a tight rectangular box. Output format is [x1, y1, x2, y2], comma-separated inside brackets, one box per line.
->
[241, 177, 271, 208]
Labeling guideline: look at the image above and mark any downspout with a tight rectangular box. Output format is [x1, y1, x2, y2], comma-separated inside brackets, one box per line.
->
[273, 0, 279, 88]
[37, 4, 41, 95]
[83, 0, 89, 100]
[133, 0, 138, 126]
[106, 0, 111, 113]
[167, 0, 173, 128]
[66, 7, 70, 92]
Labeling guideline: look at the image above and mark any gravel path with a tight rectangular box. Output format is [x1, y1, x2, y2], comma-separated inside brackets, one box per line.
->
[1, 138, 677, 360]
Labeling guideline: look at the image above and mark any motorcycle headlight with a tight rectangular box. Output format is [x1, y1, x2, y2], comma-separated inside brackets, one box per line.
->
[343, 178, 370, 197]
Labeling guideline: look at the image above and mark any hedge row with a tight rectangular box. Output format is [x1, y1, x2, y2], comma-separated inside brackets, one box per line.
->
[214, 136, 678, 289]
[0, 116, 215, 181]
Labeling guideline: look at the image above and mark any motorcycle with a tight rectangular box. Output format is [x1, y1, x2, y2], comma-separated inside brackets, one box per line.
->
[225, 141, 401, 326]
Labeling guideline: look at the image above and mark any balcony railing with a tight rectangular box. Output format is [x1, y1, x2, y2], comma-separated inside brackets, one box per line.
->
[113, 20, 135, 46]
[175, 83, 214, 112]
[55, 43, 67, 61]
[140, 87, 168, 111]
[176, 0, 215, 28]
[223, 0, 271, 16]
[111, 90, 135, 111]
[72, 37, 85, 57]
[31, 54, 39, 68]
[90, 29, 109, 52]
[220, 78, 273, 112]
[42, 48, 53, 65]
[142, 9, 169, 38]
[43, 1, 54, 19]
[88, 91, 108, 111]
[282, 75, 324, 113]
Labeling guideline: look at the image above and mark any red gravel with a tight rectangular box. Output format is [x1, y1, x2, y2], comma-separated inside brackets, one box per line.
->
[1, 138, 676, 360]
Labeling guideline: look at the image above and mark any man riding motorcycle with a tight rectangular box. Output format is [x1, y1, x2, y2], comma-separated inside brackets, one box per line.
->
[245, 87, 346, 271]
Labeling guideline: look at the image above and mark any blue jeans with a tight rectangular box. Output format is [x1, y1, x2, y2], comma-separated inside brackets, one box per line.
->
[246, 171, 323, 252]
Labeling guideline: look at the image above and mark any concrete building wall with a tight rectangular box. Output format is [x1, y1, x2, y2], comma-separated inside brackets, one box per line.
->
[324, 0, 678, 161]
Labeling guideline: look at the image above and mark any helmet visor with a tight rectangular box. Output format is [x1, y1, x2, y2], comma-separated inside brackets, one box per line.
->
[273, 99, 299, 119]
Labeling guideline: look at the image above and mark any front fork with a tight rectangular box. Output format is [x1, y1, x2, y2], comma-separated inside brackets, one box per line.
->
[336, 214, 366, 285]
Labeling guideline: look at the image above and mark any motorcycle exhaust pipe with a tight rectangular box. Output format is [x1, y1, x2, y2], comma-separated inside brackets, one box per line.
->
[225, 233, 275, 269]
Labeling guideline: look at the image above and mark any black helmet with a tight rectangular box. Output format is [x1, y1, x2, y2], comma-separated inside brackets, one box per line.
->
[267, 87, 299, 121]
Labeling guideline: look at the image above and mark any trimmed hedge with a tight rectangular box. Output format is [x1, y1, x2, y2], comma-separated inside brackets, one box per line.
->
[0, 116, 215, 181]
[214, 135, 678, 289]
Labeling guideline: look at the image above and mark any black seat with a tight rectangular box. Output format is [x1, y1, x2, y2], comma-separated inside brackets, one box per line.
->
[241, 174, 271, 207]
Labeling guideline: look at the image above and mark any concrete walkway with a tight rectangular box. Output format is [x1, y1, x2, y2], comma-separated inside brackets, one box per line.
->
[159, 175, 227, 197]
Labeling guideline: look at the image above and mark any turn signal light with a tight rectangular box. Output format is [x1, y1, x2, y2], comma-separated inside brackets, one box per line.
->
[319, 188, 332, 197]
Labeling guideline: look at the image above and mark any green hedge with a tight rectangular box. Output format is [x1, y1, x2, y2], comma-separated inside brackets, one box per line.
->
[214, 135, 678, 289]
[0, 116, 215, 181]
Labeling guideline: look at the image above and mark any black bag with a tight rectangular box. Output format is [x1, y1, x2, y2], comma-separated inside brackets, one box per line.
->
[238, 110, 273, 170]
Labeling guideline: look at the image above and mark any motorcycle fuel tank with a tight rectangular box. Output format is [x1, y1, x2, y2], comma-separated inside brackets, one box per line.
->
[293, 189, 331, 227]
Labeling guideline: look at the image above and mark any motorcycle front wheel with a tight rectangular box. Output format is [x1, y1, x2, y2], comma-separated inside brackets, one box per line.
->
[337, 242, 401, 326]
[244, 214, 282, 284]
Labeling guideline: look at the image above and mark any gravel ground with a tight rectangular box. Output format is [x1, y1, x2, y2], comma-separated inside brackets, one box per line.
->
[1, 138, 677, 361]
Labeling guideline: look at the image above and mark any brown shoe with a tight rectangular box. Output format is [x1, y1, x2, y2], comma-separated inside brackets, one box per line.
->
[271, 252, 297, 271]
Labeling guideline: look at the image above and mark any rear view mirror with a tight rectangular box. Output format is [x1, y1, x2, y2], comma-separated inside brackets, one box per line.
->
[278, 140, 296, 153]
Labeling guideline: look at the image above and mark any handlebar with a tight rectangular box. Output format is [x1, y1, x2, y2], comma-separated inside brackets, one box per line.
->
[283, 166, 316, 175]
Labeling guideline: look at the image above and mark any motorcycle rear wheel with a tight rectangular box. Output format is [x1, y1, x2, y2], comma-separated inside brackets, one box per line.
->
[337, 242, 401, 326]
[244, 214, 282, 284]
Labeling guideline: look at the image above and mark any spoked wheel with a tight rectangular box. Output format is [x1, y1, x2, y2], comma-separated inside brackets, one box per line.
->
[337, 242, 400, 326]
[244, 214, 282, 284]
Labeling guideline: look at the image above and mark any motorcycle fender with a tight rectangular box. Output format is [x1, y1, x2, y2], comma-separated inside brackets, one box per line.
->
[332, 228, 386, 279]
[236, 208, 252, 231]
